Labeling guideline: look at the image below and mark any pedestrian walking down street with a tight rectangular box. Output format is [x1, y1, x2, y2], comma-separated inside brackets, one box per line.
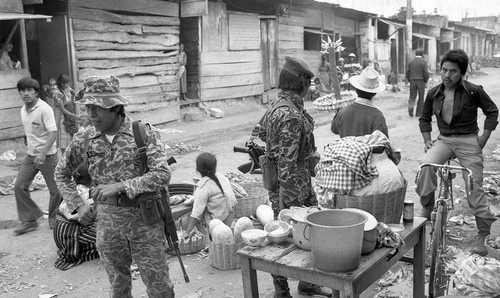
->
[55, 76, 174, 297]
[406, 50, 429, 117]
[14, 77, 62, 234]
[415, 49, 498, 256]
[256, 56, 331, 298]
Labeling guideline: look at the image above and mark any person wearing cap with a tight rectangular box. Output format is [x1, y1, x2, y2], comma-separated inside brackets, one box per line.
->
[256, 56, 331, 298]
[331, 66, 388, 138]
[55, 76, 174, 297]
[13, 77, 62, 234]
[405, 49, 429, 117]
[344, 53, 362, 77]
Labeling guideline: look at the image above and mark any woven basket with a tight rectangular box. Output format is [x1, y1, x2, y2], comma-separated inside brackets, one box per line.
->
[333, 180, 407, 224]
[178, 233, 207, 255]
[209, 240, 245, 270]
[233, 182, 269, 218]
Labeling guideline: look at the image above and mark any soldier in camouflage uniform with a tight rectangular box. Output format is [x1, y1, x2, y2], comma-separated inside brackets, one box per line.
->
[55, 76, 174, 298]
[257, 56, 331, 298]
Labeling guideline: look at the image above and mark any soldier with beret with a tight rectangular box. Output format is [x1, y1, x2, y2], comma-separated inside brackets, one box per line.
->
[55, 76, 174, 297]
[257, 56, 331, 298]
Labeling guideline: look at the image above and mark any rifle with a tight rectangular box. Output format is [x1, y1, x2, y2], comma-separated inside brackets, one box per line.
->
[158, 156, 190, 283]
[132, 121, 189, 282]
[157, 189, 190, 283]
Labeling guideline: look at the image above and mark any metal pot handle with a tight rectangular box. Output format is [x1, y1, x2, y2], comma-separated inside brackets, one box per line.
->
[303, 223, 311, 241]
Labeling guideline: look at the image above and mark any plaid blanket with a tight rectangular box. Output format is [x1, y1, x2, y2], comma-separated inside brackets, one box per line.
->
[315, 130, 397, 191]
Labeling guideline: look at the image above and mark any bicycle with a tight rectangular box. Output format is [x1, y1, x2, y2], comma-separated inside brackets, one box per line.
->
[416, 160, 473, 298]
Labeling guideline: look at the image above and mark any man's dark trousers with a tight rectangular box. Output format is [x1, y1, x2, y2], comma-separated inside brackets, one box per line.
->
[409, 79, 426, 117]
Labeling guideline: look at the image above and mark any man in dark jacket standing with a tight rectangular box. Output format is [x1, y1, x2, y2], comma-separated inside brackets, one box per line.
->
[406, 50, 429, 117]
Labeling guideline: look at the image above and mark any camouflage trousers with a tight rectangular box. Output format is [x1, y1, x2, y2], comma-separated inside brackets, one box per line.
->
[96, 205, 174, 298]
[268, 165, 317, 217]
[269, 164, 317, 295]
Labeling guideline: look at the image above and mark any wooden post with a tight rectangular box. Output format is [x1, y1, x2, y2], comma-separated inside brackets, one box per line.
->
[406, 0, 413, 68]
[328, 48, 341, 100]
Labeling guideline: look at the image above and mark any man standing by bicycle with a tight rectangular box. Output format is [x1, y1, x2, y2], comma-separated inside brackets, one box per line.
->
[416, 49, 498, 256]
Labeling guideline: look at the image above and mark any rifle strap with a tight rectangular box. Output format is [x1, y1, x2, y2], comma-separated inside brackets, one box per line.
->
[132, 120, 149, 175]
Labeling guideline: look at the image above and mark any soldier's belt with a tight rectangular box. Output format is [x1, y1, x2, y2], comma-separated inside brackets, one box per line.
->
[98, 193, 140, 208]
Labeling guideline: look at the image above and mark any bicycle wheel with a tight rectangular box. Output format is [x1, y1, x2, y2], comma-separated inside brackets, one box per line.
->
[429, 204, 447, 298]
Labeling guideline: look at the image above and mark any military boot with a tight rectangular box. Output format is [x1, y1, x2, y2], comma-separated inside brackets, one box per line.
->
[472, 217, 494, 256]
[272, 275, 291, 298]
[297, 281, 332, 297]
[416, 193, 434, 220]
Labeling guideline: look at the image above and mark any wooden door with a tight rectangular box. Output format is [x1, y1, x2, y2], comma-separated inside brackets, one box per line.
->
[36, 15, 70, 85]
[260, 18, 277, 91]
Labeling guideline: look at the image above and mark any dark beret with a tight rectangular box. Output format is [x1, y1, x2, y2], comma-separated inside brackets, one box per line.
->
[282, 56, 314, 77]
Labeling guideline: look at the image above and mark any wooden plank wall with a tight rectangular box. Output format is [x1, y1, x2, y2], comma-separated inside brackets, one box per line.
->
[277, 8, 324, 77]
[0, 69, 31, 140]
[69, 0, 181, 124]
[198, 2, 263, 101]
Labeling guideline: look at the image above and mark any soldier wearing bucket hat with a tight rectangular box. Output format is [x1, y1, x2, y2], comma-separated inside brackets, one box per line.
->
[255, 56, 331, 298]
[55, 76, 175, 297]
[331, 66, 389, 138]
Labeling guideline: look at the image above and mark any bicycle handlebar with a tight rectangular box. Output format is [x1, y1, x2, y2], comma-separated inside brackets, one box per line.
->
[233, 146, 248, 153]
[419, 163, 473, 177]
[419, 162, 474, 191]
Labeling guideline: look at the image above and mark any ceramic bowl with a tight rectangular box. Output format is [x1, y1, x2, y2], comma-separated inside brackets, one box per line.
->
[241, 229, 268, 247]
[264, 221, 291, 244]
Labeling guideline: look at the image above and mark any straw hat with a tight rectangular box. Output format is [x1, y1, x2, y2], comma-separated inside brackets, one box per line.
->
[349, 66, 386, 93]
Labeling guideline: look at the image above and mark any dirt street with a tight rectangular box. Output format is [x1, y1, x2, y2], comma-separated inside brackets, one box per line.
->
[1, 68, 500, 298]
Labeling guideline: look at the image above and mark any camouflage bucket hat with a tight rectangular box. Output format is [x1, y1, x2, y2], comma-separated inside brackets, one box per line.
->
[77, 76, 129, 109]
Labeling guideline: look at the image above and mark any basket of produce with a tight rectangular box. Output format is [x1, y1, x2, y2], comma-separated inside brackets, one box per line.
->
[333, 180, 407, 224]
[232, 181, 269, 218]
[167, 183, 195, 207]
[313, 91, 356, 111]
[175, 231, 207, 255]
[207, 218, 255, 270]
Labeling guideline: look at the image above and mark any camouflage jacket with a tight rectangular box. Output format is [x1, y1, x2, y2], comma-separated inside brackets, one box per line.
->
[55, 115, 171, 212]
[258, 90, 315, 202]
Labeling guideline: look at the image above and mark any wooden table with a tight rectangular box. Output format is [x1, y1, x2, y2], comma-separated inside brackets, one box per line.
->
[238, 217, 426, 298]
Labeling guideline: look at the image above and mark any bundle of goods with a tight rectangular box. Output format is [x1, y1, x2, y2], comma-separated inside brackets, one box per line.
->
[313, 91, 356, 111]
[314, 130, 406, 223]
[208, 217, 252, 270]
[167, 183, 195, 206]
[225, 171, 261, 184]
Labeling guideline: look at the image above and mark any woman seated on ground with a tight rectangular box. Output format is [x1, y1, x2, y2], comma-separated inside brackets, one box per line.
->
[183, 152, 237, 236]
[53, 166, 98, 270]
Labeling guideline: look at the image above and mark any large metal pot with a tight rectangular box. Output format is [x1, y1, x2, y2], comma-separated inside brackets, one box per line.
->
[290, 207, 321, 250]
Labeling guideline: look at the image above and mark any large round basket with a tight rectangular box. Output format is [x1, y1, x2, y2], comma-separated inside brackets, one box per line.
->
[233, 181, 269, 218]
[333, 180, 407, 224]
[208, 241, 245, 270]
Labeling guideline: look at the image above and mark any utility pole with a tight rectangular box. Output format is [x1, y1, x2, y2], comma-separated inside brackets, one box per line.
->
[406, 0, 413, 68]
